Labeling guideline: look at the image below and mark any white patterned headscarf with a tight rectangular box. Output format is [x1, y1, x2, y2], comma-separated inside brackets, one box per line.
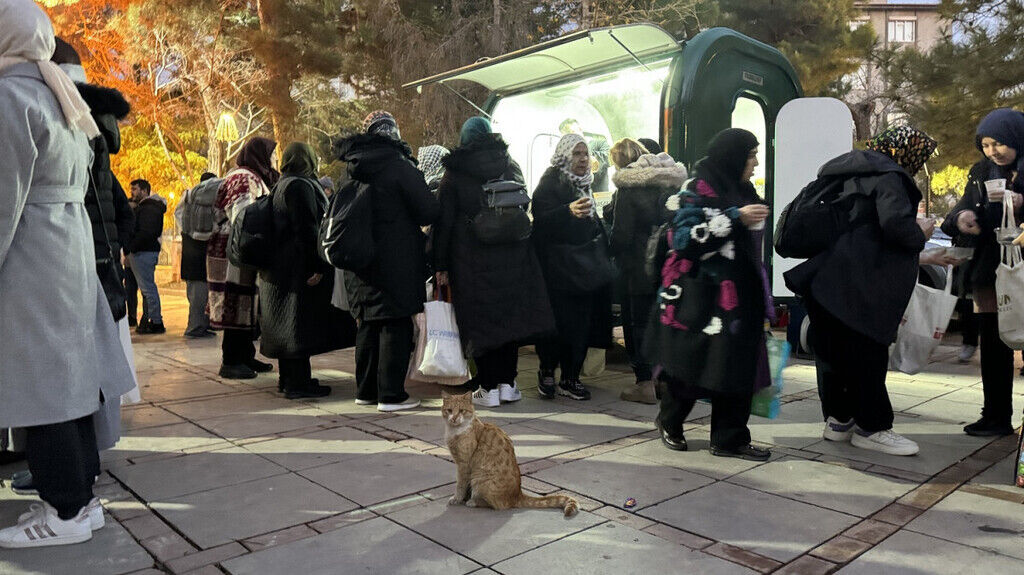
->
[0, 0, 100, 139]
[551, 133, 593, 196]
[417, 145, 449, 187]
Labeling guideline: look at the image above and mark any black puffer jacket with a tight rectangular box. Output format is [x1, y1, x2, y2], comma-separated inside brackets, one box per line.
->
[434, 135, 555, 355]
[785, 150, 927, 345]
[334, 133, 440, 321]
[79, 83, 133, 321]
[130, 195, 167, 253]
[259, 176, 356, 358]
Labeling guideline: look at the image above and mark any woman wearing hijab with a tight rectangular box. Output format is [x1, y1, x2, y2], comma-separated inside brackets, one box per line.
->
[259, 143, 357, 399]
[608, 138, 687, 404]
[334, 111, 440, 412]
[942, 109, 1024, 437]
[787, 125, 936, 456]
[0, 0, 135, 547]
[434, 117, 555, 407]
[208, 136, 279, 379]
[532, 134, 615, 401]
[647, 129, 771, 461]
[418, 144, 450, 193]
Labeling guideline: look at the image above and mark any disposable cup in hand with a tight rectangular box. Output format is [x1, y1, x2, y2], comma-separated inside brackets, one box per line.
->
[985, 179, 1006, 202]
[750, 221, 765, 231]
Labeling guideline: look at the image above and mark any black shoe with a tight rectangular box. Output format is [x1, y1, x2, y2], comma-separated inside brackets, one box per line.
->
[10, 470, 37, 495]
[537, 371, 556, 399]
[963, 418, 1015, 437]
[710, 444, 771, 462]
[655, 418, 687, 451]
[557, 380, 591, 401]
[219, 364, 257, 379]
[285, 380, 332, 400]
[147, 322, 166, 334]
[127, 317, 137, 328]
[247, 359, 274, 373]
[135, 319, 153, 334]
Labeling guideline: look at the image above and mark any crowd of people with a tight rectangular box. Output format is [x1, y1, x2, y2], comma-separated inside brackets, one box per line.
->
[2, 0, 1023, 551]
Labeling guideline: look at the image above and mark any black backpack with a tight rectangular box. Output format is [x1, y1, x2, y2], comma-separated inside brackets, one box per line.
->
[470, 179, 531, 244]
[774, 175, 849, 259]
[319, 179, 375, 270]
[226, 189, 278, 270]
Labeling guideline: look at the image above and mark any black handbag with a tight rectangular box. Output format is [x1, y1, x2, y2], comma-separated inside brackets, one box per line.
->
[544, 225, 617, 292]
[470, 179, 532, 245]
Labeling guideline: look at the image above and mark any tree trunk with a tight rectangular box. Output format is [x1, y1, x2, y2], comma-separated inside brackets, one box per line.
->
[491, 0, 503, 55]
[256, 0, 288, 156]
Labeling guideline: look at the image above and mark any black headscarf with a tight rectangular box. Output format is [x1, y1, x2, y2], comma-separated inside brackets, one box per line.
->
[280, 142, 318, 179]
[696, 128, 761, 206]
[236, 137, 279, 187]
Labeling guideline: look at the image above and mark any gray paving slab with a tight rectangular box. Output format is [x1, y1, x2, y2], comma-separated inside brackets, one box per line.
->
[222, 516, 479, 575]
[837, 530, 1024, 574]
[906, 397, 1023, 428]
[726, 458, 916, 517]
[884, 379, 960, 399]
[614, 434, 778, 480]
[375, 411, 449, 443]
[904, 490, 1024, 560]
[242, 425, 406, 471]
[299, 448, 453, 506]
[501, 422, 589, 462]
[530, 451, 713, 510]
[161, 392, 300, 420]
[970, 454, 1020, 496]
[109, 447, 288, 500]
[121, 406, 187, 430]
[747, 399, 833, 449]
[492, 521, 755, 575]
[518, 411, 652, 446]
[387, 498, 604, 564]
[138, 379, 238, 403]
[466, 396, 576, 426]
[101, 421, 225, 462]
[153, 473, 356, 548]
[639, 481, 858, 562]
[194, 410, 327, 439]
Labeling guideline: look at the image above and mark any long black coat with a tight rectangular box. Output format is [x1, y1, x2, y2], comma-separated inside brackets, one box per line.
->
[334, 133, 440, 321]
[785, 150, 927, 345]
[531, 167, 613, 349]
[434, 135, 555, 356]
[79, 82, 133, 321]
[180, 234, 208, 282]
[259, 176, 356, 358]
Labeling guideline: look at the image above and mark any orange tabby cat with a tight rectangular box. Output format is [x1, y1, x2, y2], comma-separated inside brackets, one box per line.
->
[441, 391, 578, 517]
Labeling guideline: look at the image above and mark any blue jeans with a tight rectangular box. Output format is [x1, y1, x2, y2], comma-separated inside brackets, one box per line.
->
[129, 251, 162, 324]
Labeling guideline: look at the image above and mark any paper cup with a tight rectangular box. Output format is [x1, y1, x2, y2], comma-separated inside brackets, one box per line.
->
[750, 221, 765, 231]
[985, 179, 1006, 202]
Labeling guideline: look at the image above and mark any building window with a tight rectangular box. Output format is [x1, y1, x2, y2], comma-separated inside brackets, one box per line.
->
[888, 20, 916, 43]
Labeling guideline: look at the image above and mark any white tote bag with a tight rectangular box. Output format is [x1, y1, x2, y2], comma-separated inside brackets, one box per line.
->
[418, 300, 470, 378]
[889, 267, 957, 375]
[996, 193, 1024, 349]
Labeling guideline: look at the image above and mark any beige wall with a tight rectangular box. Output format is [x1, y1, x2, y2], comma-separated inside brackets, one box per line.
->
[855, 2, 945, 52]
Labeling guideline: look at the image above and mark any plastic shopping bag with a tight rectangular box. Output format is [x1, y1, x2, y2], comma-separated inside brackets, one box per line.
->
[997, 194, 1024, 349]
[889, 269, 957, 374]
[407, 313, 469, 386]
[418, 301, 470, 378]
[751, 335, 790, 419]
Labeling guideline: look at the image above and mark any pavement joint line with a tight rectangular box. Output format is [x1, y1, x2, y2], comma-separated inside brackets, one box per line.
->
[376, 515, 487, 571]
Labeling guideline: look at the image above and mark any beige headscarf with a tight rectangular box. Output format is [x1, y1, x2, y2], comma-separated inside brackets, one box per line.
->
[0, 0, 100, 139]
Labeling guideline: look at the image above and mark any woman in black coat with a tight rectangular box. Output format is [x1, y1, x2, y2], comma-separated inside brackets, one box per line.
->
[259, 142, 357, 399]
[646, 129, 771, 461]
[334, 111, 440, 412]
[434, 117, 555, 408]
[608, 138, 687, 404]
[941, 109, 1024, 437]
[532, 134, 614, 401]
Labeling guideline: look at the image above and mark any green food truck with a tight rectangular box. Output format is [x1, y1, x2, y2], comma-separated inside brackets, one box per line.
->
[405, 24, 855, 301]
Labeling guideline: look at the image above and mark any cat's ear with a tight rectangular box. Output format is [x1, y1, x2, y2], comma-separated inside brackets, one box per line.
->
[460, 391, 473, 400]
[441, 390, 450, 399]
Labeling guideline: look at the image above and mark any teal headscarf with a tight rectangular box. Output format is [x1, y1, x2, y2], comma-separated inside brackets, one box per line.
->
[280, 142, 318, 179]
[460, 116, 493, 146]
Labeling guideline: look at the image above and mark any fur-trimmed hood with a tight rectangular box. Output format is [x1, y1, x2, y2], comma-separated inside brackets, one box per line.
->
[612, 153, 687, 191]
[76, 82, 130, 154]
[333, 132, 416, 180]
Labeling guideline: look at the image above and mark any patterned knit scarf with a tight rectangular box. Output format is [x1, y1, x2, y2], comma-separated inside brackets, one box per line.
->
[551, 133, 593, 197]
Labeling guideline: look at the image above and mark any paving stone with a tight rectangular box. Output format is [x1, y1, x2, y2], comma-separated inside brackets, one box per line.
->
[704, 542, 784, 573]
[906, 397, 1023, 427]
[531, 451, 713, 510]
[727, 459, 916, 517]
[121, 511, 174, 540]
[871, 503, 923, 526]
[592, 505, 656, 530]
[518, 458, 560, 474]
[809, 536, 873, 563]
[520, 476, 559, 494]
[493, 521, 756, 575]
[307, 508, 377, 533]
[222, 516, 479, 575]
[110, 447, 288, 501]
[775, 555, 838, 575]
[614, 434, 777, 480]
[298, 448, 452, 506]
[842, 519, 900, 544]
[153, 473, 357, 549]
[375, 412, 448, 443]
[969, 453, 1023, 498]
[181, 566, 224, 575]
[195, 411, 327, 440]
[367, 494, 432, 515]
[639, 482, 859, 562]
[837, 531, 1024, 574]
[122, 406, 188, 430]
[747, 399, 835, 450]
[518, 411, 653, 447]
[897, 480, 959, 510]
[140, 531, 197, 562]
[499, 423, 590, 462]
[162, 393, 299, 420]
[904, 490, 1024, 561]
[165, 542, 247, 573]
[107, 499, 150, 521]
[242, 524, 318, 551]
[241, 426, 404, 471]
[103, 422, 225, 462]
[0, 516, 153, 575]
[641, 522, 714, 549]
[388, 497, 604, 564]
[140, 379, 237, 403]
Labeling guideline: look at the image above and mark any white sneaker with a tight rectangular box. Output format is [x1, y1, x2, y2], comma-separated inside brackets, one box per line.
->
[957, 345, 977, 364]
[354, 399, 375, 406]
[18, 497, 103, 531]
[823, 417, 855, 442]
[472, 388, 501, 408]
[0, 501, 92, 548]
[378, 397, 421, 412]
[498, 382, 522, 403]
[851, 428, 919, 456]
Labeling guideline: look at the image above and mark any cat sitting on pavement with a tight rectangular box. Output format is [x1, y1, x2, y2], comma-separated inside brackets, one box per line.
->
[442, 391, 579, 517]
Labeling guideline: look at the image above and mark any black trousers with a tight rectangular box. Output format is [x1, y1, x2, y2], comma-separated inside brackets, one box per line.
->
[222, 328, 256, 366]
[355, 317, 414, 404]
[958, 298, 979, 347]
[978, 312, 1014, 425]
[472, 343, 519, 391]
[279, 357, 312, 388]
[26, 415, 98, 520]
[622, 292, 655, 382]
[124, 268, 144, 324]
[658, 381, 753, 450]
[536, 291, 597, 382]
[807, 299, 894, 433]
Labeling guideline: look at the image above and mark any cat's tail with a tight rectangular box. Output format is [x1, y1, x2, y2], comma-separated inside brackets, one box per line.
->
[517, 492, 579, 517]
